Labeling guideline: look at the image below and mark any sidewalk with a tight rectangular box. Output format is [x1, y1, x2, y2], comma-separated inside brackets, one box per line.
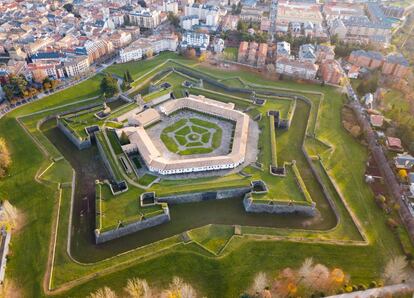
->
[328, 283, 414, 298]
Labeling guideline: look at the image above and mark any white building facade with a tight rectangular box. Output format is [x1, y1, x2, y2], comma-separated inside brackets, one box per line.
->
[180, 31, 210, 51]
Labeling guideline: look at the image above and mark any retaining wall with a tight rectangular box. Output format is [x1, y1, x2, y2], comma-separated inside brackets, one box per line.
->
[243, 196, 316, 216]
[57, 119, 91, 150]
[157, 187, 251, 204]
[96, 134, 118, 182]
[95, 208, 171, 244]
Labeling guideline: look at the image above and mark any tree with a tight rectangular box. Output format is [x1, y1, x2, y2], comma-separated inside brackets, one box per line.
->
[198, 52, 208, 63]
[2, 85, 13, 100]
[50, 79, 59, 90]
[398, 169, 408, 181]
[124, 278, 152, 298]
[146, 48, 153, 59]
[167, 12, 180, 28]
[126, 70, 133, 83]
[250, 272, 268, 295]
[185, 48, 196, 59]
[298, 257, 314, 283]
[0, 138, 11, 178]
[100, 74, 119, 98]
[4, 74, 29, 99]
[383, 256, 409, 284]
[43, 77, 52, 91]
[162, 277, 197, 298]
[63, 3, 74, 13]
[88, 287, 117, 298]
[237, 20, 248, 32]
[307, 264, 330, 291]
[119, 131, 130, 145]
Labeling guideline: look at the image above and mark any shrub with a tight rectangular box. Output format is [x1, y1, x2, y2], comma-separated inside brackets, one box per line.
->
[358, 284, 367, 290]
[369, 281, 377, 288]
[386, 217, 399, 229]
[352, 285, 358, 291]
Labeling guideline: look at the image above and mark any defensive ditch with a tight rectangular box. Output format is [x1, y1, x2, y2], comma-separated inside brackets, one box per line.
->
[40, 98, 339, 263]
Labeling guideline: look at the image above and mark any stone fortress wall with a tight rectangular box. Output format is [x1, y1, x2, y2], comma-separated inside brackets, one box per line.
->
[95, 184, 318, 244]
[95, 207, 171, 244]
[56, 119, 92, 150]
[243, 195, 316, 216]
[157, 187, 251, 204]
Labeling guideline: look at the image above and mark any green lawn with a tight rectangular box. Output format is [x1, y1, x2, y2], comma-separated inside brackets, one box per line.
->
[222, 47, 238, 61]
[39, 159, 73, 184]
[107, 129, 124, 155]
[95, 131, 124, 182]
[138, 173, 158, 186]
[0, 55, 411, 298]
[189, 224, 234, 255]
[160, 117, 223, 155]
[96, 183, 163, 232]
[60, 105, 104, 140]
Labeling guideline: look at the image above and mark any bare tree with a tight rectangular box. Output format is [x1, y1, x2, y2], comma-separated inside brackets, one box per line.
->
[383, 256, 409, 285]
[162, 277, 197, 298]
[0, 138, 11, 178]
[179, 283, 197, 298]
[298, 258, 314, 283]
[308, 264, 330, 291]
[250, 272, 268, 295]
[124, 278, 152, 298]
[88, 287, 117, 298]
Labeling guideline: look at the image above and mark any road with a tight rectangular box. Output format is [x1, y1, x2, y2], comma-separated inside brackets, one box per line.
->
[0, 57, 117, 119]
[343, 75, 414, 242]
[328, 283, 414, 297]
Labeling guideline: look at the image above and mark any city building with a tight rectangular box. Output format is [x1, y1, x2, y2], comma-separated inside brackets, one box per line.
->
[299, 44, 316, 63]
[184, 4, 220, 22]
[128, 9, 161, 29]
[240, 7, 263, 23]
[382, 53, 410, 78]
[120, 33, 178, 63]
[181, 15, 199, 30]
[27, 61, 64, 82]
[108, 31, 133, 49]
[238, 41, 268, 67]
[162, 0, 179, 14]
[348, 50, 384, 69]
[180, 31, 210, 51]
[276, 41, 291, 58]
[118, 95, 249, 175]
[276, 57, 319, 80]
[315, 45, 335, 63]
[64, 56, 90, 78]
[213, 38, 225, 53]
[319, 59, 342, 85]
[330, 16, 392, 45]
[220, 15, 239, 31]
[77, 39, 114, 64]
[278, 2, 323, 26]
[323, 3, 365, 22]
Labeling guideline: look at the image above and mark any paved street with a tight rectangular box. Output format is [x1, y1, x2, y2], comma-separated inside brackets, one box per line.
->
[328, 283, 414, 297]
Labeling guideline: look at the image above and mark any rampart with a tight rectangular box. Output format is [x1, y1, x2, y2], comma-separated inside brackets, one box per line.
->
[95, 206, 170, 244]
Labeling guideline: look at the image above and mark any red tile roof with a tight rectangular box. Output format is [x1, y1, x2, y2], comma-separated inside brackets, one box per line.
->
[387, 137, 402, 149]
[370, 114, 384, 127]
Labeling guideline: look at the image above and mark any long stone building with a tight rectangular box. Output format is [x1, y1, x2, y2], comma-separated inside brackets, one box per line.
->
[118, 96, 250, 175]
